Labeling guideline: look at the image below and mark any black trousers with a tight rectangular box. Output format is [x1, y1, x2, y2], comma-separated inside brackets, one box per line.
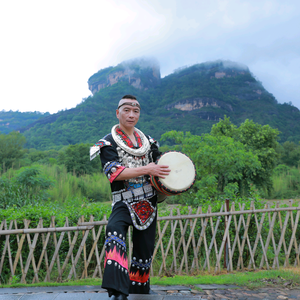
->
[101, 197, 157, 296]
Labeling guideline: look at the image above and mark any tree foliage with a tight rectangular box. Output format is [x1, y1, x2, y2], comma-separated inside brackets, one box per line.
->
[211, 117, 280, 195]
[58, 143, 101, 176]
[0, 131, 26, 171]
[0, 166, 53, 209]
[162, 118, 279, 204]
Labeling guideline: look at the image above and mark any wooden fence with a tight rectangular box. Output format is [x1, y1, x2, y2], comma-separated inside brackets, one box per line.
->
[0, 200, 300, 284]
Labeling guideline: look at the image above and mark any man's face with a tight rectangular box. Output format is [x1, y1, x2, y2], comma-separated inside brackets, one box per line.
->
[116, 99, 140, 130]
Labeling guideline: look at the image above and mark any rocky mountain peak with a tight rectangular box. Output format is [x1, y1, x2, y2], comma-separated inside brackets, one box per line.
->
[88, 57, 161, 95]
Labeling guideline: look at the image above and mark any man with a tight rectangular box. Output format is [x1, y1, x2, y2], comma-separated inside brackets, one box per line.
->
[90, 95, 170, 300]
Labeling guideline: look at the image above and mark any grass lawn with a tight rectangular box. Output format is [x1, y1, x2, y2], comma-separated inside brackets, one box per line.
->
[3, 268, 300, 290]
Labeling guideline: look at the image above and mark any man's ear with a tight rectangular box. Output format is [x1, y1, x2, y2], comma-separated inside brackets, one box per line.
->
[116, 109, 119, 119]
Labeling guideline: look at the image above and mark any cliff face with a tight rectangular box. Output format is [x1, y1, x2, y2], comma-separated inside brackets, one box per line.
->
[167, 97, 233, 112]
[88, 58, 161, 95]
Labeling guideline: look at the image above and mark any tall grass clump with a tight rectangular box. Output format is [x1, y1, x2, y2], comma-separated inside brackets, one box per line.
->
[270, 164, 300, 199]
[39, 164, 111, 204]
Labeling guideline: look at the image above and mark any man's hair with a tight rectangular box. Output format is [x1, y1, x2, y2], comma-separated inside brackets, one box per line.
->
[122, 95, 137, 100]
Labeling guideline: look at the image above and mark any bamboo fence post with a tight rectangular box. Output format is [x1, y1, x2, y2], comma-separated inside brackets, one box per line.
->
[226, 203, 233, 272]
[6, 220, 14, 280]
[66, 217, 77, 279]
[177, 209, 190, 275]
[203, 205, 223, 271]
[51, 216, 62, 279]
[198, 207, 209, 272]
[59, 231, 79, 280]
[81, 215, 88, 279]
[273, 208, 290, 269]
[170, 210, 178, 274]
[259, 204, 277, 269]
[167, 210, 179, 273]
[168, 209, 189, 274]
[232, 203, 244, 270]
[294, 241, 300, 267]
[270, 203, 279, 268]
[193, 215, 209, 271]
[238, 202, 256, 270]
[248, 204, 269, 270]
[0, 220, 5, 285]
[45, 220, 67, 282]
[156, 220, 168, 274]
[152, 218, 170, 273]
[67, 226, 91, 280]
[274, 201, 288, 268]
[158, 210, 178, 275]
[214, 213, 232, 273]
[286, 205, 300, 267]
[12, 220, 25, 281]
[23, 219, 41, 283]
[186, 207, 201, 273]
[0, 220, 11, 278]
[32, 218, 51, 284]
[93, 214, 107, 278]
[285, 200, 299, 267]
[189, 207, 200, 273]
[85, 215, 103, 278]
[40, 223, 51, 282]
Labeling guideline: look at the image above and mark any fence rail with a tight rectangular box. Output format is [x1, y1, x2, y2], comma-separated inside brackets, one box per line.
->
[0, 200, 299, 284]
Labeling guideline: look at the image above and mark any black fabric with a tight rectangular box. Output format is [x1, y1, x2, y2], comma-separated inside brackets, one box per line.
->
[101, 199, 157, 295]
[99, 129, 160, 296]
[100, 133, 161, 193]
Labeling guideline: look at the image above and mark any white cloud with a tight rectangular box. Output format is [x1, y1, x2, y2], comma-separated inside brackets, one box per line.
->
[0, 0, 300, 112]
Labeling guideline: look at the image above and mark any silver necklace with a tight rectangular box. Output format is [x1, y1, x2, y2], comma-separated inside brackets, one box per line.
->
[111, 124, 150, 156]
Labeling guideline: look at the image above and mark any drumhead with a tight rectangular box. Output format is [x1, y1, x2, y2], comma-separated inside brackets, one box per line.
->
[157, 152, 196, 192]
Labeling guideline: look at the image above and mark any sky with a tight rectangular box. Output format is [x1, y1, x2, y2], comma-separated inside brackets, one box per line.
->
[0, 0, 300, 113]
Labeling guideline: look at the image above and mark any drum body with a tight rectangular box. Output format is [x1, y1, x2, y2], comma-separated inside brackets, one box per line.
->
[150, 151, 196, 199]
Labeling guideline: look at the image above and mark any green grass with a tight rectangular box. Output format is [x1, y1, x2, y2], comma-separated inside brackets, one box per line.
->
[151, 269, 300, 289]
[3, 269, 300, 289]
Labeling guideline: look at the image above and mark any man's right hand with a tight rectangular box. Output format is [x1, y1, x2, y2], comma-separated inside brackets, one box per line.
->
[146, 162, 171, 178]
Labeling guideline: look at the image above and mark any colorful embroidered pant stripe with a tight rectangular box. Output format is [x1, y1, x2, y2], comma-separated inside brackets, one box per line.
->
[101, 197, 157, 296]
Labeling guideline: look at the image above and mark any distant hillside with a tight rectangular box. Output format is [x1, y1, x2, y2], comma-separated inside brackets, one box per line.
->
[6, 58, 300, 150]
[0, 111, 49, 134]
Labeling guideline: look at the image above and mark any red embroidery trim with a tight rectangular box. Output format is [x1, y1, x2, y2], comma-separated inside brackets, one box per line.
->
[129, 270, 149, 283]
[109, 166, 126, 183]
[116, 127, 142, 148]
[105, 246, 128, 270]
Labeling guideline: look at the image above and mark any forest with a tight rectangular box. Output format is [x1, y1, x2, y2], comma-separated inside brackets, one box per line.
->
[1, 117, 299, 218]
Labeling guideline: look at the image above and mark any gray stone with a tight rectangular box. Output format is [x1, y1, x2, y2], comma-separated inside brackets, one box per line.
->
[128, 295, 164, 300]
[164, 296, 201, 299]
[55, 293, 107, 300]
[0, 296, 22, 300]
[195, 284, 240, 290]
[0, 288, 28, 294]
[20, 293, 60, 300]
[151, 285, 190, 291]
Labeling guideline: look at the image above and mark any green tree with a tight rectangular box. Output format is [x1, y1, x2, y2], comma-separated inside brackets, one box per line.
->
[161, 131, 261, 204]
[58, 143, 101, 176]
[211, 117, 280, 195]
[0, 166, 53, 209]
[0, 131, 26, 171]
[277, 141, 300, 167]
